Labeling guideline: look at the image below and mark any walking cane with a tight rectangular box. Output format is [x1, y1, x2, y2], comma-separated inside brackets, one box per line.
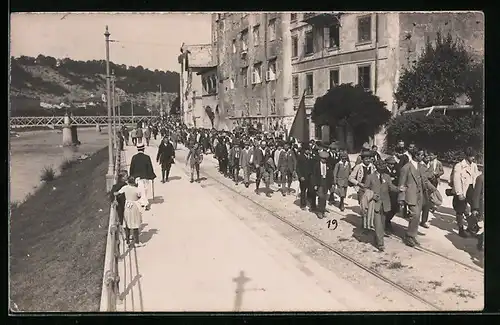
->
[152, 179, 155, 198]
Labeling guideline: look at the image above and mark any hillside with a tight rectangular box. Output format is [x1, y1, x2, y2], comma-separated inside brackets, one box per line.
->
[10, 55, 180, 116]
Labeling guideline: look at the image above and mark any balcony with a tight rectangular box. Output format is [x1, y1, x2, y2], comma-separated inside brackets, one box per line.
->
[302, 13, 341, 27]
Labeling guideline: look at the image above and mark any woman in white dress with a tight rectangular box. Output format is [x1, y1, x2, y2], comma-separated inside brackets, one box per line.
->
[115, 176, 143, 247]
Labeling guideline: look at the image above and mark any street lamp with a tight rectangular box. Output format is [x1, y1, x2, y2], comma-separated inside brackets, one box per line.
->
[105, 26, 114, 192]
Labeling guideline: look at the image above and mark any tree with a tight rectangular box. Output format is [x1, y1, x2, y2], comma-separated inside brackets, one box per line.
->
[394, 32, 483, 111]
[312, 83, 391, 149]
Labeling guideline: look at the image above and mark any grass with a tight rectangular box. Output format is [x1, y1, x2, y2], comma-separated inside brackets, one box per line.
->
[10, 147, 111, 312]
[40, 166, 56, 182]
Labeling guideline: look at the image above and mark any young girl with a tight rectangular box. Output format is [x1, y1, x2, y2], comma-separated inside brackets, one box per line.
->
[115, 176, 143, 248]
[110, 170, 128, 227]
[186, 143, 203, 183]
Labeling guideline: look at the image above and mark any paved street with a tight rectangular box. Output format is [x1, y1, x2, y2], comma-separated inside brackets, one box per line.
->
[116, 139, 483, 312]
[117, 141, 385, 312]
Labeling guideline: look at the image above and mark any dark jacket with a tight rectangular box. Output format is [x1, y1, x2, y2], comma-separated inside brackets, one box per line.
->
[311, 159, 334, 188]
[156, 141, 175, 166]
[472, 173, 484, 216]
[365, 172, 399, 213]
[129, 152, 156, 180]
[252, 147, 265, 166]
[296, 153, 313, 180]
[216, 142, 228, 160]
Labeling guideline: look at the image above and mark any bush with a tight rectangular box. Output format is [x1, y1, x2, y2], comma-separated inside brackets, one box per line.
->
[386, 113, 483, 164]
[60, 159, 77, 172]
[40, 166, 56, 182]
[10, 201, 21, 211]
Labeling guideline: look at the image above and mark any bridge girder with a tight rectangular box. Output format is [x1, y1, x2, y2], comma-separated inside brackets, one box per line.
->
[10, 116, 155, 128]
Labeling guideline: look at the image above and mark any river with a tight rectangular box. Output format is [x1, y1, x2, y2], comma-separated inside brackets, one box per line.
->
[9, 128, 110, 203]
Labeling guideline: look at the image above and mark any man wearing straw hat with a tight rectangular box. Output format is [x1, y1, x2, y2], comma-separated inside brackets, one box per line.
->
[129, 143, 157, 210]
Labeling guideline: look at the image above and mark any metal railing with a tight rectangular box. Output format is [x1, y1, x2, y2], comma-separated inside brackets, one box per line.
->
[10, 115, 153, 128]
[100, 143, 123, 311]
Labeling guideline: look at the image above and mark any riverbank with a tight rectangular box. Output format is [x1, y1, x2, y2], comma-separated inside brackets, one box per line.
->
[10, 147, 110, 312]
[10, 128, 109, 203]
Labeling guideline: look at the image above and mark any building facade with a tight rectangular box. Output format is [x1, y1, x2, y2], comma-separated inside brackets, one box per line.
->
[211, 13, 294, 132]
[290, 12, 484, 149]
[179, 44, 217, 129]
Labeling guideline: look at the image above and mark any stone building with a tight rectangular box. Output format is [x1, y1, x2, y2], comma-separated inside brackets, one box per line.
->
[290, 12, 484, 149]
[211, 13, 294, 132]
[179, 43, 218, 129]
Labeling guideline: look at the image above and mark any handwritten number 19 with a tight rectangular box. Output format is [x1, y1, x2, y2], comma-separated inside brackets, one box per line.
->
[327, 219, 338, 230]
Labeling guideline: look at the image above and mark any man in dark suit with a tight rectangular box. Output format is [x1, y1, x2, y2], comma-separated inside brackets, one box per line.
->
[471, 173, 484, 251]
[277, 142, 297, 196]
[252, 141, 266, 193]
[156, 136, 175, 183]
[365, 159, 400, 251]
[398, 148, 437, 247]
[129, 143, 157, 210]
[296, 144, 314, 210]
[311, 151, 334, 219]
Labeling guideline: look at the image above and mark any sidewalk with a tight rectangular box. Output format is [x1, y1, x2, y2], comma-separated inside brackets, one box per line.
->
[115, 143, 384, 312]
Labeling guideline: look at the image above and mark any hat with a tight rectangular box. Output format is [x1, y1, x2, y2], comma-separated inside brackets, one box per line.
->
[329, 142, 339, 149]
[137, 143, 145, 150]
[385, 156, 397, 164]
[362, 142, 371, 150]
[360, 150, 372, 158]
[319, 151, 330, 159]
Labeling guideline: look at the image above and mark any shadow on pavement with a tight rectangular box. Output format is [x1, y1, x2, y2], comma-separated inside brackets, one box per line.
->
[149, 196, 164, 205]
[119, 274, 142, 301]
[168, 176, 182, 181]
[232, 270, 251, 312]
[139, 228, 158, 244]
[341, 213, 376, 247]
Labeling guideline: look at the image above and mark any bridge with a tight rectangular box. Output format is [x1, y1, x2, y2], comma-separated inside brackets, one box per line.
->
[10, 115, 155, 128]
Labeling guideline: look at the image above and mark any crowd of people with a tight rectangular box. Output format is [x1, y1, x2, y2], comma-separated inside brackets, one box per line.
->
[112, 116, 484, 253]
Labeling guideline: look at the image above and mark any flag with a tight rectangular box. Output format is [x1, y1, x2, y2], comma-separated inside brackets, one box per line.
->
[288, 90, 309, 143]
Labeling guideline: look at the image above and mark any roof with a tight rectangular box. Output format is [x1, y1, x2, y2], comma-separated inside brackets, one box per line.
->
[185, 44, 216, 68]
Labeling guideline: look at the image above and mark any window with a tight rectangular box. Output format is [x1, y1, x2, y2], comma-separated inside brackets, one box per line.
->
[358, 15, 372, 43]
[253, 25, 260, 46]
[245, 102, 250, 116]
[291, 35, 298, 57]
[268, 19, 276, 41]
[252, 63, 262, 84]
[315, 124, 322, 139]
[267, 59, 276, 81]
[292, 75, 299, 97]
[329, 69, 339, 89]
[212, 30, 217, 43]
[202, 78, 208, 93]
[290, 13, 297, 22]
[230, 77, 235, 89]
[305, 30, 314, 55]
[358, 65, 371, 90]
[306, 73, 313, 95]
[241, 29, 248, 51]
[241, 67, 248, 87]
[327, 25, 340, 48]
[256, 100, 261, 115]
[270, 97, 276, 114]
[232, 39, 236, 54]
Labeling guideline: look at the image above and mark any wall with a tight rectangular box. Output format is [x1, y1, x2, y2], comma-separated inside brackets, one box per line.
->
[214, 13, 288, 131]
[398, 12, 484, 71]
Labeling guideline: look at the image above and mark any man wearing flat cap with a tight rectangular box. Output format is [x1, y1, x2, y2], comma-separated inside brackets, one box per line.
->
[364, 159, 400, 251]
[296, 144, 316, 210]
[129, 143, 156, 210]
[349, 150, 376, 205]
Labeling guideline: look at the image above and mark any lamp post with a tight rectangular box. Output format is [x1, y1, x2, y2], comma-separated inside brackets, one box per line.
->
[105, 26, 114, 191]
[112, 69, 116, 145]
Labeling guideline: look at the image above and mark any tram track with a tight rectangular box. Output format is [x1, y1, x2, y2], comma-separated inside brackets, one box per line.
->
[181, 145, 483, 275]
[169, 145, 443, 311]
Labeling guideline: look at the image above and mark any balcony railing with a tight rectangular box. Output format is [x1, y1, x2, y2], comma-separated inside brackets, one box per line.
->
[302, 13, 341, 27]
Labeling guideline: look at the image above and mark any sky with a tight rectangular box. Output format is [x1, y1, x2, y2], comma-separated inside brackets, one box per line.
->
[10, 12, 212, 72]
